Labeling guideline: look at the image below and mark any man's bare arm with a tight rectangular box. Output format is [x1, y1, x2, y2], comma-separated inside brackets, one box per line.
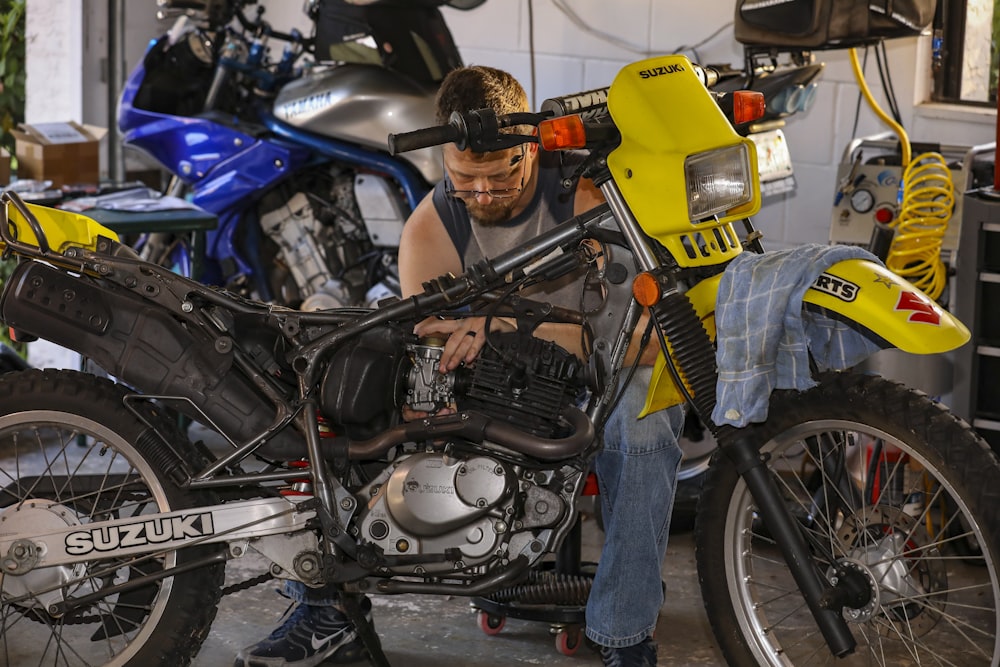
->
[398, 195, 464, 299]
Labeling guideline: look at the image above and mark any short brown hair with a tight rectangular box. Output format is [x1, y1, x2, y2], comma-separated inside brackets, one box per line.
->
[434, 65, 529, 125]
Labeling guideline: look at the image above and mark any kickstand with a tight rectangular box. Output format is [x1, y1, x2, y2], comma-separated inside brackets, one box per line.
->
[340, 592, 391, 667]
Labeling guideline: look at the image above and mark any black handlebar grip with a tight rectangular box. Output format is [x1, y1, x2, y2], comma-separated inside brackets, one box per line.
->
[540, 87, 610, 121]
[388, 124, 462, 155]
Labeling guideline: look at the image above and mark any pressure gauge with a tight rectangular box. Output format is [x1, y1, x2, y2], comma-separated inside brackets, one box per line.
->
[849, 188, 875, 214]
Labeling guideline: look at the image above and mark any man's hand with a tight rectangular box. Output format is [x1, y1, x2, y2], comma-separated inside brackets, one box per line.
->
[413, 315, 514, 372]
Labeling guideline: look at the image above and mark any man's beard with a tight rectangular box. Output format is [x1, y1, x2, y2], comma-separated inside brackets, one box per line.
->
[465, 196, 520, 226]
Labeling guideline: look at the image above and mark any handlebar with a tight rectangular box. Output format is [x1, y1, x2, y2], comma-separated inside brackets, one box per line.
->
[389, 109, 544, 155]
[200, 3, 311, 103]
[389, 124, 464, 155]
[387, 55, 806, 156]
[540, 88, 610, 121]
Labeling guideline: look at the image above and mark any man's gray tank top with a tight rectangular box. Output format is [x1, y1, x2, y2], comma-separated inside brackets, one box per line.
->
[431, 150, 589, 311]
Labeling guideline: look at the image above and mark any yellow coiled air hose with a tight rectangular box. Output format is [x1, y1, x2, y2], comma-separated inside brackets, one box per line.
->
[888, 155, 954, 299]
[849, 48, 954, 301]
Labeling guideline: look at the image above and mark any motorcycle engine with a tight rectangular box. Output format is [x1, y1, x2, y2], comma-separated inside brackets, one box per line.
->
[339, 330, 588, 575]
[352, 451, 573, 575]
[257, 166, 404, 310]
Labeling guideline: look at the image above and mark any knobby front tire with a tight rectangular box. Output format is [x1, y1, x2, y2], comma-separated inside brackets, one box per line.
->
[696, 371, 1000, 666]
[0, 370, 225, 667]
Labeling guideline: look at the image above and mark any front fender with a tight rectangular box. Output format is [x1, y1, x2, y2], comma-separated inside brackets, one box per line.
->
[640, 259, 969, 416]
[802, 258, 969, 353]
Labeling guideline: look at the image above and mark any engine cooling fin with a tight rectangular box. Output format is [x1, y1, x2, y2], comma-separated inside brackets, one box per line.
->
[457, 332, 585, 439]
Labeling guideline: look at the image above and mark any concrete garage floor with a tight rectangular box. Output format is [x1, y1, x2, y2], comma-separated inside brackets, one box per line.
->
[191, 524, 724, 667]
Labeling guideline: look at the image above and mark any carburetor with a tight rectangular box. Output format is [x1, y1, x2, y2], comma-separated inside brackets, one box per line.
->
[405, 336, 455, 413]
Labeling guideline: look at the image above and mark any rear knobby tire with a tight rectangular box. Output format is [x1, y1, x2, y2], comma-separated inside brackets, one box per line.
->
[696, 371, 1000, 666]
[0, 369, 225, 667]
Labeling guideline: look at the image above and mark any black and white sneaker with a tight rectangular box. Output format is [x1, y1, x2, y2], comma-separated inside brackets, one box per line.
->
[233, 597, 373, 667]
[599, 637, 658, 667]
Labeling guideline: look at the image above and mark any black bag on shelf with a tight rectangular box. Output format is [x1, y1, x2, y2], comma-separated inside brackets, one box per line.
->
[734, 0, 937, 50]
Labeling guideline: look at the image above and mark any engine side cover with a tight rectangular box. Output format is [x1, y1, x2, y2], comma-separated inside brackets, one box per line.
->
[385, 454, 513, 536]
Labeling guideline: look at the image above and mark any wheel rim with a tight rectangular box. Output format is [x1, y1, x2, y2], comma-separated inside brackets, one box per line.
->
[722, 418, 1000, 666]
[0, 411, 176, 667]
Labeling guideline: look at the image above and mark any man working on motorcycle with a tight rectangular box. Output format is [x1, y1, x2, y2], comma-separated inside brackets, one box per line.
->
[236, 65, 684, 667]
[403, 65, 685, 667]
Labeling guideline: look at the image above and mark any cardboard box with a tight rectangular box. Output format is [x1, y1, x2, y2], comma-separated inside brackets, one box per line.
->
[11, 121, 106, 187]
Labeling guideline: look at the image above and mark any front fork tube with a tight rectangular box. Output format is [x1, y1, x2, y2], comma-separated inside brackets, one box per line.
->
[649, 288, 857, 658]
[721, 432, 856, 658]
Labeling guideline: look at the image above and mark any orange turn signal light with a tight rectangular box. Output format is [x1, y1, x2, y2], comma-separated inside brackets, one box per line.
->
[733, 90, 765, 125]
[632, 272, 661, 307]
[539, 114, 587, 150]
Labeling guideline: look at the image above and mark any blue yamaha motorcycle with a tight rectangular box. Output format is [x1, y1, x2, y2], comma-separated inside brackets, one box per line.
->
[118, 0, 482, 309]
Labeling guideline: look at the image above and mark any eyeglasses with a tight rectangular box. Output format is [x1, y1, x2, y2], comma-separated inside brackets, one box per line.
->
[444, 147, 527, 200]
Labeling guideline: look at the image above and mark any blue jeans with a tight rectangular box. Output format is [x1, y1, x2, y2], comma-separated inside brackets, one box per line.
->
[585, 369, 685, 648]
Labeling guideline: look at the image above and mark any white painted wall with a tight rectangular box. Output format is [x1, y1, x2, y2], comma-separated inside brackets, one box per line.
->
[24, 0, 84, 122]
[24, 0, 998, 250]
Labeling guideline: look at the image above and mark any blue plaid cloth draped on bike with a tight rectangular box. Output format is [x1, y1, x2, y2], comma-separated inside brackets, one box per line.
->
[712, 243, 887, 428]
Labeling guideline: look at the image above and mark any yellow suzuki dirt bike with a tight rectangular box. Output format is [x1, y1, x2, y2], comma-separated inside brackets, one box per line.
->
[0, 53, 996, 667]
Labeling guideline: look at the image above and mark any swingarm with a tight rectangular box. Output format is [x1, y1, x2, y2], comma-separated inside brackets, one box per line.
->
[1, 496, 314, 573]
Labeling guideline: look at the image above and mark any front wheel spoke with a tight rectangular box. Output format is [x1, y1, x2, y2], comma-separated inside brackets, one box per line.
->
[759, 593, 812, 632]
[748, 575, 812, 608]
[748, 548, 793, 570]
[920, 591, 999, 646]
[871, 612, 950, 665]
[850, 621, 888, 666]
[771, 624, 832, 663]
[935, 610, 998, 659]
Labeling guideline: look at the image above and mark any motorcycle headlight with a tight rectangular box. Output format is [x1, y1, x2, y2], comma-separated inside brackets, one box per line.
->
[685, 144, 754, 222]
